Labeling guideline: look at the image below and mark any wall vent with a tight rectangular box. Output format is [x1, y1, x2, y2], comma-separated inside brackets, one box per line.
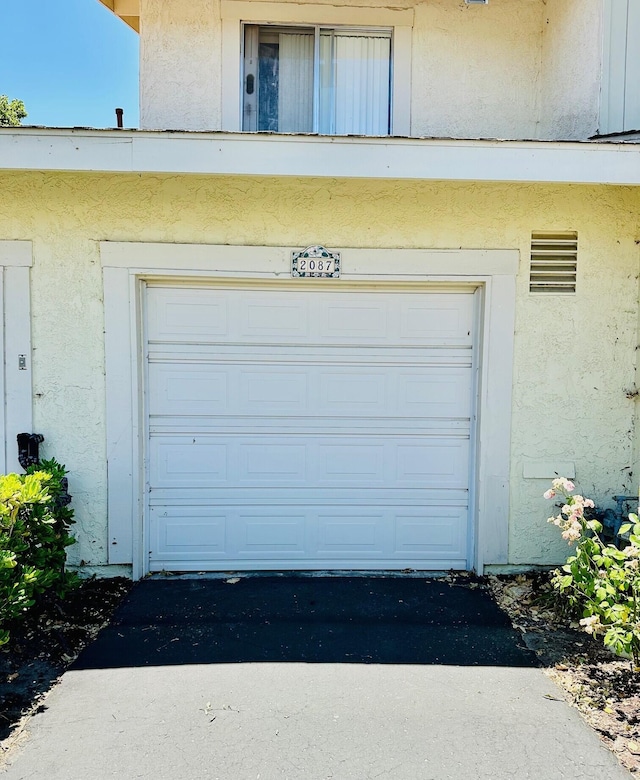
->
[465, 0, 489, 5]
[530, 232, 578, 294]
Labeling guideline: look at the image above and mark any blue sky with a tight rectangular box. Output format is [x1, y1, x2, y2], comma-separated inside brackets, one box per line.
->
[0, 0, 139, 128]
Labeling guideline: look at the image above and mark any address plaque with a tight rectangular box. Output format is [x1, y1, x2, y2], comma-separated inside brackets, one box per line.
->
[291, 245, 341, 278]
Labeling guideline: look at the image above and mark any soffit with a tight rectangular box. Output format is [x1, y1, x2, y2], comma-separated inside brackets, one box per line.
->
[98, 0, 140, 32]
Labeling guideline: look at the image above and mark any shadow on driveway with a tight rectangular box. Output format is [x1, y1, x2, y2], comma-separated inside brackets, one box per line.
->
[73, 576, 538, 669]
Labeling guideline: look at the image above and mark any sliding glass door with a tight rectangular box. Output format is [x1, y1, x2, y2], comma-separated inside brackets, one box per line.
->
[243, 25, 392, 135]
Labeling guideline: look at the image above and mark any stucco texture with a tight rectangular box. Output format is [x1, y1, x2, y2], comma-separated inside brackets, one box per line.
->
[539, 0, 601, 140]
[412, 0, 543, 140]
[140, 0, 222, 132]
[0, 171, 638, 570]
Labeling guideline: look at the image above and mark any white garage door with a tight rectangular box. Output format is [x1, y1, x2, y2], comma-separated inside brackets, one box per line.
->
[145, 284, 477, 572]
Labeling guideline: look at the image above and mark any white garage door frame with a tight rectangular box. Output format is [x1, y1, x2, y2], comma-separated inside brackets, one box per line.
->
[101, 242, 518, 579]
[0, 241, 33, 474]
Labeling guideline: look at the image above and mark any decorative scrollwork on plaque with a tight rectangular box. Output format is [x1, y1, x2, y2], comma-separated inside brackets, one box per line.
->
[292, 245, 341, 278]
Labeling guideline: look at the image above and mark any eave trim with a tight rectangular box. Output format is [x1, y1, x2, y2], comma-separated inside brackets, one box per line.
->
[2, 128, 640, 186]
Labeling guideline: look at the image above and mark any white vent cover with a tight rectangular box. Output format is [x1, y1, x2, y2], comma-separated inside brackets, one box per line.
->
[465, 0, 489, 4]
[530, 232, 578, 294]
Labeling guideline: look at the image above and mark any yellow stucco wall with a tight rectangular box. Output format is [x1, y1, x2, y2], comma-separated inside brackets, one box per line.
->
[0, 170, 638, 571]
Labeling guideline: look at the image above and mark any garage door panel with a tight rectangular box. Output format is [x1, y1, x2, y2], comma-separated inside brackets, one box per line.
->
[148, 289, 230, 340]
[395, 509, 467, 552]
[319, 371, 386, 408]
[150, 440, 229, 486]
[321, 301, 389, 341]
[319, 444, 384, 480]
[237, 513, 307, 552]
[399, 371, 472, 416]
[240, 443, 310, 480]
[243, 299, 311, 338]
[396, 442, 468, 485]
[149, 363, 473, 419]
[147, 288, 475, 347]
[400, 301, 473, 341]
[158, 370, 228, 406]
[150, 505, 467, 565]
[317, 514, 385, 552]
[150, 435, 469, 489]
[151, 507, 228, 554]
[240, 369, 309, 411]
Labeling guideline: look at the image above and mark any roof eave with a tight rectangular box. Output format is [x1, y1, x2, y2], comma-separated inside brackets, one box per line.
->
[97, 0, 140, 33]
[3, 127, 640, 187]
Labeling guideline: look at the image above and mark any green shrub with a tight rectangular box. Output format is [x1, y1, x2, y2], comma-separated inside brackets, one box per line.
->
[545, 478, 640, 667]
[0, 460, 78, 646]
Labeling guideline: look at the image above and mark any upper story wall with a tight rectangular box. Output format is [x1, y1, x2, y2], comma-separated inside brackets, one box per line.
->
[140, 0, 223, 132]
[412, 0, 542, 139]
[540, 0, 602, 140]
[136, 0, 602, 140]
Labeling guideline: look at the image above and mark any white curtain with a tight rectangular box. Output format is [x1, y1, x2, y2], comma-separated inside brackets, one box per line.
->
[333, 34, 391, 136]
[278, 33, 314, 133]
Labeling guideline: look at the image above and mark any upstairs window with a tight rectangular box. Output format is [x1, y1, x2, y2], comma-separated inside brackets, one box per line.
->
[242, 25, 392, 135]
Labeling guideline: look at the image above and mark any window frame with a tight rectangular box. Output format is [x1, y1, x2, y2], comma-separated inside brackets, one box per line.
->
[221, 1, 413, 135]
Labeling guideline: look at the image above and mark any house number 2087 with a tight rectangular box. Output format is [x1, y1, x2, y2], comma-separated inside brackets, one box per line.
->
[299, 258, 334, 274]
[291, 245, 341, 278]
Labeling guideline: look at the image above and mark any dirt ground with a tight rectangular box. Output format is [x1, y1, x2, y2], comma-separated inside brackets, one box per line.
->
[489, 573, 640, 775]
[0, 572, 639, 773]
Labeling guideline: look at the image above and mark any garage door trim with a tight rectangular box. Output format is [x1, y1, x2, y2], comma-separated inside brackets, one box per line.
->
[101, 242, 517, 578]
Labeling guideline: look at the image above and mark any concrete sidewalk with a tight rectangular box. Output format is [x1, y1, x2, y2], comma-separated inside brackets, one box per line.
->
[0, 576, 629, 779]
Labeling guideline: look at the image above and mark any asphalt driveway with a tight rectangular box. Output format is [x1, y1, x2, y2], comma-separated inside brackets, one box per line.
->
[0, 576, 630, 779]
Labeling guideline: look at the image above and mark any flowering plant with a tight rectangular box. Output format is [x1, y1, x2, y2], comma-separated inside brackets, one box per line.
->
[545, 478, 640, 667]
[544, 478, 596, 543]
